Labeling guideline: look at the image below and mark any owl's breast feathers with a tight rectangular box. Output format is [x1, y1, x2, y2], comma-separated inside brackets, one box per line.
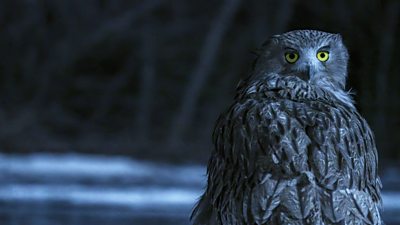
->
[192, 74, 382, 225]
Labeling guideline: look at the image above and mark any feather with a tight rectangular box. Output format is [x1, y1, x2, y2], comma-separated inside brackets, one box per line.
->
[191, 69, 382, 224]
[250, 174, 286, 224]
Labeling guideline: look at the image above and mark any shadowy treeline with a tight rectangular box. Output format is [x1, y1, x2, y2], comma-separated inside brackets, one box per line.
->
[0, 0, 399, 163]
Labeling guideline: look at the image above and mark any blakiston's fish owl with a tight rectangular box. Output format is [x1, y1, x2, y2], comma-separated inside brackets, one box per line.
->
[191, 30, 382, 225]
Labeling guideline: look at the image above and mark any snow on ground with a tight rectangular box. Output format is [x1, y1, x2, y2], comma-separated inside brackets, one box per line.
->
[0, 184, 200, 207]
[0, 153, 399, 225]
[0, 184, 397, 210]
[383, 192, 400, 210]
[0, 153, 204, 185]
[0, 153, 205, 207]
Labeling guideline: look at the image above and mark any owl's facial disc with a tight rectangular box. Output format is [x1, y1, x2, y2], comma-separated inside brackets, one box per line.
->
[253, 30, 349, 91]
[282, 46, 334, 86]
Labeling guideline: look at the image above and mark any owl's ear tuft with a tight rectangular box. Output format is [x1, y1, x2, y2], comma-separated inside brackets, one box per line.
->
[261, 35, 280, 47]
[271, 34, 281, 39]
[334, 33, 343, 42]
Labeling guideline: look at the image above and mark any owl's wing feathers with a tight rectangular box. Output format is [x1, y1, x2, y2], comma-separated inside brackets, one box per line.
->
[199, 91, 382, 224]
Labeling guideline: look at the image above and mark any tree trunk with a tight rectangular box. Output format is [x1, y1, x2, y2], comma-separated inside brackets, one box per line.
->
[168, 0, 242, 148]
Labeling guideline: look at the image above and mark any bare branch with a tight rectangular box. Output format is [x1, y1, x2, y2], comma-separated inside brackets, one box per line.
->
[374, 1, 399, 158]
[135, 21, 157, 143]
[168, 0, 242, 146]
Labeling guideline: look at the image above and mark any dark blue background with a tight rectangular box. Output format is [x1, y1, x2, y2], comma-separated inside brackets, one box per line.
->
[0, 0, 399, 224]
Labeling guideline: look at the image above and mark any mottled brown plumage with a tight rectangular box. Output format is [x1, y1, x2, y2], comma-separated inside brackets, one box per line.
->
[191, 30, 382, 225]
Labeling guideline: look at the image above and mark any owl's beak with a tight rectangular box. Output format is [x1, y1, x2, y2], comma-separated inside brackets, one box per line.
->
[300, 64, 320, 83]
[298, 65, 312, 81]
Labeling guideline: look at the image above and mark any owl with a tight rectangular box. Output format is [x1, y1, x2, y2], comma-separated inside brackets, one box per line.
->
[191, 30, 383, 225]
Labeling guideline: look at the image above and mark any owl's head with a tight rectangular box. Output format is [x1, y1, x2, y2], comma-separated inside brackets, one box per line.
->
[253, 30, 349, 91]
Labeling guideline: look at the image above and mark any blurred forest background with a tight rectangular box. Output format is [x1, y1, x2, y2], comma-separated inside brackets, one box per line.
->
[1, 1, 400, 224]
[0, 0, 399, 165]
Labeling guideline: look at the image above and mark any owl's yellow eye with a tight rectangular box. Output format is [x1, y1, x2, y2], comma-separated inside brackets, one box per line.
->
[284, 52, 299, 64]
[317, 51, 329, 62]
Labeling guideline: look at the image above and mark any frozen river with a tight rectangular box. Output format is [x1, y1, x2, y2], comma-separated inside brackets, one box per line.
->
[0, 153, 399, 225]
